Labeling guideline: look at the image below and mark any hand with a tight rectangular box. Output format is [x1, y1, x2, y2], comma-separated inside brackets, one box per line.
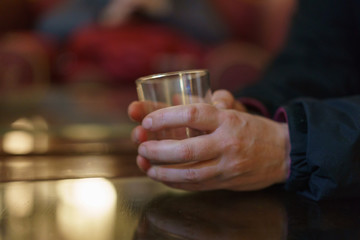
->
[136, 103, 290, 191]
[128, 89, 290, 191]
[128, 89, 246, 142]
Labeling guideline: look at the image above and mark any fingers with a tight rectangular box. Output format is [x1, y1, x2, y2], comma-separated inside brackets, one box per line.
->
[142, 103, 220, 132]
[146, 159, 220, 183]
[128, 101, 170, 122]
[131, 125, 148, 144]
[132, 125, 194, 144]
[160, 171, 272, 191]
[163, 180, 262, 192]
[136, 155, 151, 172]
[164, 168, 281, 191]
[128, 101, 147, 122]
[138, 134, 219, 164]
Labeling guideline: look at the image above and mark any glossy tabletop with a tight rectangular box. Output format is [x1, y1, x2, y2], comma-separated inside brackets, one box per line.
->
[1, 86, 359, 239]
[1, 154, 360, 240]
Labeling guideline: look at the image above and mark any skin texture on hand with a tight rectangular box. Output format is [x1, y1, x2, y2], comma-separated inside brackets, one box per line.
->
[128, 90, 290, 192]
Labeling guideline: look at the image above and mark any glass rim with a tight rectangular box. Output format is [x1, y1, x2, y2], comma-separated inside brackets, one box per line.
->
[136, 69, 209, 84]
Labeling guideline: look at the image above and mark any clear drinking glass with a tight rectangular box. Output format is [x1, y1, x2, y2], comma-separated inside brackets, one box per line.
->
[136, 69, 212, 139]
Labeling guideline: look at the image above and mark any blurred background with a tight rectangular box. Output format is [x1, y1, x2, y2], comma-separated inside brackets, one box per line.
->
[0, 0, 296, 156]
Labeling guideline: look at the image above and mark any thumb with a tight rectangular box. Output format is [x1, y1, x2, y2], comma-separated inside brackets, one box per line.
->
[212, 89, 247, 112]
[212, 90, 235, 109]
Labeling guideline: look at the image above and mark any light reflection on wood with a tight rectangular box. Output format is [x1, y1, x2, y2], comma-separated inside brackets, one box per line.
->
[0, 154, 143, 182]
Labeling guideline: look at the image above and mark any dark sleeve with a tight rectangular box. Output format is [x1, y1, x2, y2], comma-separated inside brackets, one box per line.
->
[284, 96, 360, 200]
[235, 0, 360, 116]
[235, 0, 360, 200]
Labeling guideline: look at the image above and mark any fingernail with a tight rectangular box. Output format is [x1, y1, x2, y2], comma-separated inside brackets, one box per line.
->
[131, 133, 139, 145]
[147, 167, 156, 178]
[138, 144, 146, 156]
[142, 117, 152, 129]
[131, 128, 139, 144]
[136, 155, 151, 172]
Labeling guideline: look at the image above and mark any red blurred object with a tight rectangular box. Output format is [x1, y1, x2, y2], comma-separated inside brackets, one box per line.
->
[256, 0, 297, 53]
[62, 22, 206, 85]
[0, 0, 34, 33]
[31, 0, 65, 15]
[211, 0, 261, 42]
[212, 0, 296, 53]
[0, 32, 56, 94]
[0, 0, 296, 92]
[206, 0, 296, 90]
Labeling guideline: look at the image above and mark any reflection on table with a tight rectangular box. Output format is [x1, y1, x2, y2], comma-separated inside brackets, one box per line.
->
[0, 154, 143, 182]
[0, 82, 359, 240]
[0, 84, 138, 156]
[135, 189, 287, 240]
[1, 177, 360, 240]
[0, 177, 169, 240]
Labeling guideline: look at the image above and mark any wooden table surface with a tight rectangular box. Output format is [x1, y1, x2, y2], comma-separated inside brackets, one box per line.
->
[0, 153, 359, 240]
[0, 86, 359, 239]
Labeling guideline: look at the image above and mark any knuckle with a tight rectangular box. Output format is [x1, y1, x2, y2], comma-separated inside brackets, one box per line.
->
[156, 111, 166, 127]
[221, 135, 243, 153]
[224, 111, 238, 122]
[221, 110, 246, 128]
[180, 143, 195, 162]
[184, 105, 200, 124]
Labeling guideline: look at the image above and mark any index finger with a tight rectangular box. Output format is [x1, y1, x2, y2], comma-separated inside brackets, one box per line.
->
[142, 103, 220, 132]
[128, 100, 170, 122]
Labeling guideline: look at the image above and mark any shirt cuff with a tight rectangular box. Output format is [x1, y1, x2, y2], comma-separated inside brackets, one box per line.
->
[274, 107, 288, 123]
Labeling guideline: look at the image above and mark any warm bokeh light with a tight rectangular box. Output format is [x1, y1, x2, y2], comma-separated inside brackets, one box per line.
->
[56, 178, 117, 240]
[11, 118, 34, 130]
[61, 124, 111, 141]
[3, 131, 34, 154]
[57, 178, 117, 213]
[33, 132, 49, 153]
[3, 116, 49, 154]
[32, 116, 49, 153]
[4, 182, 34, 218]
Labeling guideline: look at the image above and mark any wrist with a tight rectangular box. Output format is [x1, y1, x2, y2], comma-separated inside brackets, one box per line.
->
[279, 123, 291, 183]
